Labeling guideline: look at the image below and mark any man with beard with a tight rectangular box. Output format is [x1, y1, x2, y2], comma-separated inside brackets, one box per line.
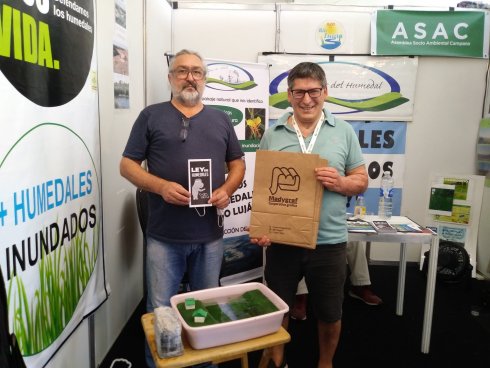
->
[120, 49, 245, 367]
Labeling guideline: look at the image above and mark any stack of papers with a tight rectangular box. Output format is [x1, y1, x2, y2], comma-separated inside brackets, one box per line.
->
[347, 217, 426, 234]
[371, 220, 397, 233]
[391, 223, 422, 233]
[347, 218, 377, 233]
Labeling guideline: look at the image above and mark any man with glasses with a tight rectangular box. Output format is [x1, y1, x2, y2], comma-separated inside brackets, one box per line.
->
[251, 62, 368, 368]
[120, 49, 245, 368]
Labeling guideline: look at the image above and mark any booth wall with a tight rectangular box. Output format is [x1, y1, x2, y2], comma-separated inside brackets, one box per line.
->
[478, 188, 490, 278]
[146, 0, 173, 105]
[92, 0, 145, 366]
[91, 0, 172, 366]
[171, 4, 488, 264]
[172, 8, 277, 63]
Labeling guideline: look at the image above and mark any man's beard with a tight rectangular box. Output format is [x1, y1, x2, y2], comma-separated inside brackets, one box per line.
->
[174, 85, 202, 106]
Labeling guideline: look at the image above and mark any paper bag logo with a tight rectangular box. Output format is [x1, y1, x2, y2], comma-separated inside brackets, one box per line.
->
[269, 167, 300, 195]
[268, 167, 300, 208]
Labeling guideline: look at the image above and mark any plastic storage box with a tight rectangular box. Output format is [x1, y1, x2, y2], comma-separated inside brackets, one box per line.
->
[170, 282, 289, 349]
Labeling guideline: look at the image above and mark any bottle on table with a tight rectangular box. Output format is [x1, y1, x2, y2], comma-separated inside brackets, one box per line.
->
[378, 171, 394, 219]
[354, 193, 366, 218]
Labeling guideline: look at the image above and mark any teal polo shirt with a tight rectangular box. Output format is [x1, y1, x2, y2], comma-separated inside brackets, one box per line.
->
[259, 108, 364, 245]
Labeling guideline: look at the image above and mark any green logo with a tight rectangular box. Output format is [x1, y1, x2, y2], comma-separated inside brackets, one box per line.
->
[374, 10, 487, 58]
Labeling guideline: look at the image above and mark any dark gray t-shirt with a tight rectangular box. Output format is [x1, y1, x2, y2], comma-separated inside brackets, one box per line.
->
[123, 102, 243, 243]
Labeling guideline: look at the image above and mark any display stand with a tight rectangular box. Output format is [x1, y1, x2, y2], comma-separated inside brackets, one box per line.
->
[349, 215, 438, 353]
[421, 174, 485, 277]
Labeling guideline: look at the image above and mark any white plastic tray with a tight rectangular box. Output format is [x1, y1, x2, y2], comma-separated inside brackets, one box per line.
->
[170, 282, 289, 349]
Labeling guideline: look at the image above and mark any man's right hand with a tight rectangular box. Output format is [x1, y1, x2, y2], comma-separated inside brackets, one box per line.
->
[160, 181, 190, 206]
[247, 230, 272, 248]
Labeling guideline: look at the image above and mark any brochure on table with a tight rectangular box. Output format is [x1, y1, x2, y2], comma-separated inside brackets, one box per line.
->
[348, 215, 424, 234]
[421, 173, 485, 277]
[346, 218, 377, 233]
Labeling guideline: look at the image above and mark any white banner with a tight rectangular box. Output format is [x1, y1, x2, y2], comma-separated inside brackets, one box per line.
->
[0, 1, 107, 367]
[202, 60, 269, 284]
[258, 54, 418, 121]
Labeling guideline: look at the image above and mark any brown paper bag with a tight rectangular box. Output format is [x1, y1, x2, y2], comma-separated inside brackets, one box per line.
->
[249, 150, 327, 249]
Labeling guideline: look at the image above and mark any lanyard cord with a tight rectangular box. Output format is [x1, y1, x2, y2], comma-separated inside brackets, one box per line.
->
[194, 207, 224, 228]
[291, 112, 324, 154]
[194, 208, 206, 217]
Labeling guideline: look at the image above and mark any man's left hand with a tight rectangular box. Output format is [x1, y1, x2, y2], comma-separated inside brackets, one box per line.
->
[209, 188, 230, 209]
[315, 166, 342, 192]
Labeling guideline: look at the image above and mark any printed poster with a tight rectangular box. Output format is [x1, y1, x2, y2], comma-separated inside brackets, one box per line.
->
[113, 0, 129, 109]
[202, 60, 269, 285]
[422, 174, 485, 277]
[188, 159, 212, 208]
[432, 177, 471, 224]
[0, 1, 107, 367]
[258, 54, 418, 121]
[348, 121, 406, 216]
[428, 184, 456, 216]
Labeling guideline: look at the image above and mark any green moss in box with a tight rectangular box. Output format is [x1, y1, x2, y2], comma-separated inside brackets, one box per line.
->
[177, 300, 220, 327]
[204, 304, 233, 323]
[242, 289, 279, 314]
[229, 290, 278, 319]
[176, 288, 279, 328]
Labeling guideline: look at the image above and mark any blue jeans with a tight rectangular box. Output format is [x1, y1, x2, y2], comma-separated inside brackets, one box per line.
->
[145, 236, 224, 368]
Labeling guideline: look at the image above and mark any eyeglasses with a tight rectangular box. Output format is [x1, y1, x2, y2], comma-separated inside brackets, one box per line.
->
[171, 68, 205, 80]
[290, 88, 324, 100]
[180, 117, 190, 142]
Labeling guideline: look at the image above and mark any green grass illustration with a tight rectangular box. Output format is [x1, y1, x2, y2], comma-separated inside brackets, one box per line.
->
[270, 92, 409, 112]
[8, 223, 99, 356]
[206, 77, 257, 90]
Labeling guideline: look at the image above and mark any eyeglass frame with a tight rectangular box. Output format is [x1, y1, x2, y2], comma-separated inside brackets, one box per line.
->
[180, 117, 190, 142]
[289, 87, 325, 100]
[170, 67, 206, 80]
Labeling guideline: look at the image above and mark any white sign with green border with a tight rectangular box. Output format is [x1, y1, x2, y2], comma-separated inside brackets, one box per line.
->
[371, 10, 489, 58]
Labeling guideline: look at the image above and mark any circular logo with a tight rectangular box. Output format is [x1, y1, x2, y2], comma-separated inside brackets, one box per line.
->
[0, 1, 94, 107]
[316, 21, 344, 50]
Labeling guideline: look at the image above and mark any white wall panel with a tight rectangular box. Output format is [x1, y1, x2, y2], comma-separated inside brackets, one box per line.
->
[92, 0, 151, 367]
[146, 0, 173, 105]
[173, 8, 276, 62]
[372, 57, 487, 263]
[478, 188, 490, 278]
